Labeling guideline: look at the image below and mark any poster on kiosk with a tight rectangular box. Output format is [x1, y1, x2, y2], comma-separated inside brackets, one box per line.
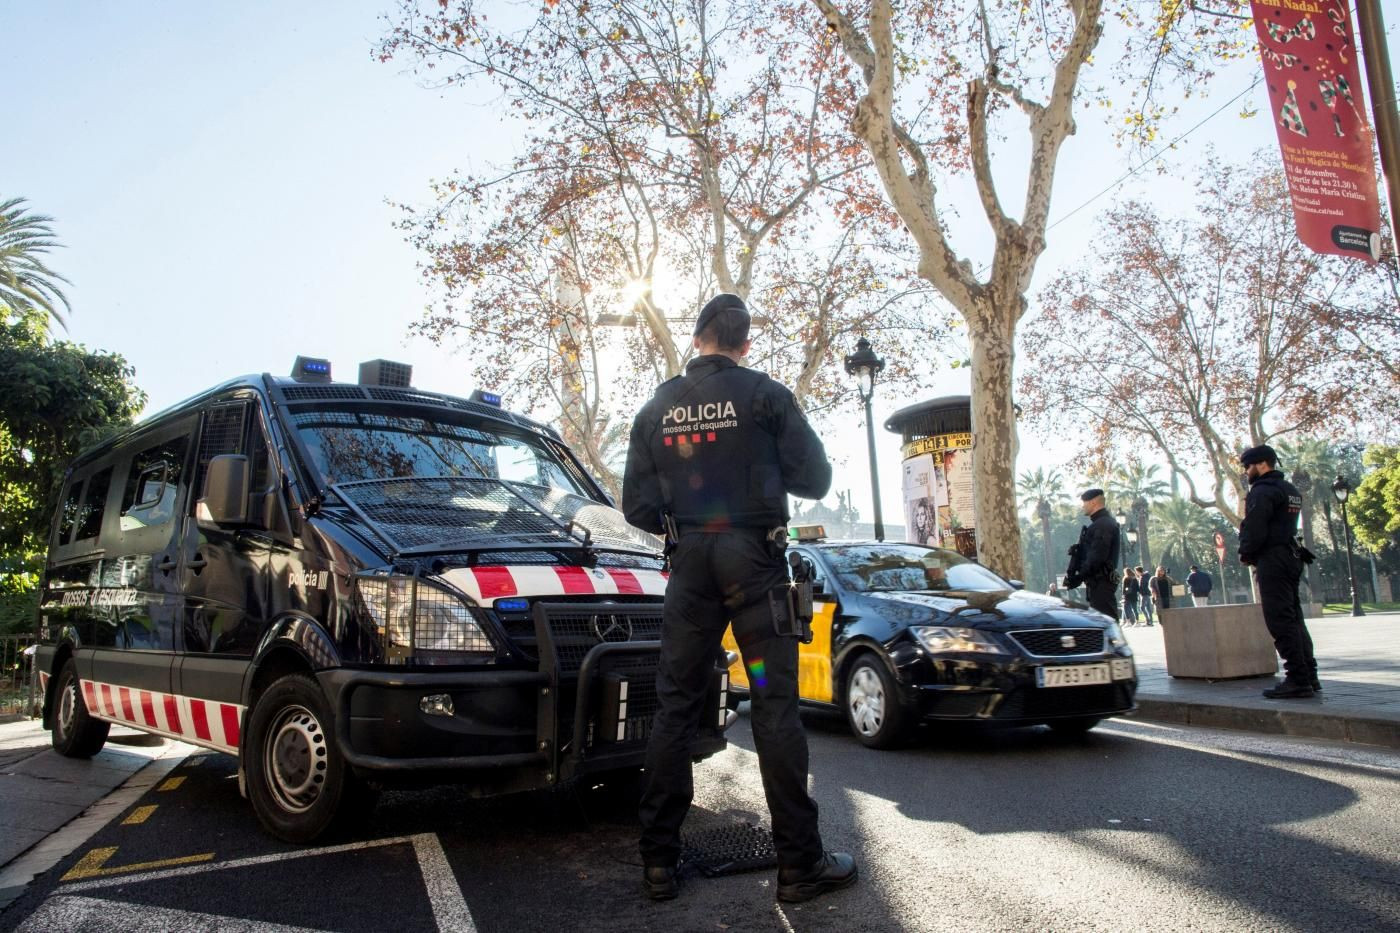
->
[901, 432, 977, 556]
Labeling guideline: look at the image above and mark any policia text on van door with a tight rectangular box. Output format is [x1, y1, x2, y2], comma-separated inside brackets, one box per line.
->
[35, 358, 733, 842]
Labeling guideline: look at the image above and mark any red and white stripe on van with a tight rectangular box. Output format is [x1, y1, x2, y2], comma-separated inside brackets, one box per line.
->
[80, 678, 243, 755]
[441, 565, 668, 603]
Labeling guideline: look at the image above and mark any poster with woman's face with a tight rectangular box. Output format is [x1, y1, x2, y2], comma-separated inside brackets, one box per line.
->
[902, 454, 937, 545]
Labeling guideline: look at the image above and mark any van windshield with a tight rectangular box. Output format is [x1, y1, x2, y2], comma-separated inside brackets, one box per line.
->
[291, 410, 588, 497]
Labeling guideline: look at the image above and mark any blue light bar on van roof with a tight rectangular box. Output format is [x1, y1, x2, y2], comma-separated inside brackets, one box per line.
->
[494, 597, 529, 613]
[470, 389, 502, 407]
[292, 356, 332, 383]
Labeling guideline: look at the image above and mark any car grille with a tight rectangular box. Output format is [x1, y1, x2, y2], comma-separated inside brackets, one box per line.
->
[994, 683, 1134, 720]
[1009, 628, 1104, 657]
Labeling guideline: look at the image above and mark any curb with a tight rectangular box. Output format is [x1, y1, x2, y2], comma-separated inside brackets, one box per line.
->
[0, 743, 191, 913]
[1131, 698, 1400, 750]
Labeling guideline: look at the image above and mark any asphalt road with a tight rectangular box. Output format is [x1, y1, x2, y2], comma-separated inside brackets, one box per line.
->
[3, 711, 1399, 932]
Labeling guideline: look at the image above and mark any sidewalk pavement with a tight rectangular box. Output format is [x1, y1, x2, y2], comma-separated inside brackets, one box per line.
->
[0, 718, 195, 911]
[1127, 610, 1400, 749]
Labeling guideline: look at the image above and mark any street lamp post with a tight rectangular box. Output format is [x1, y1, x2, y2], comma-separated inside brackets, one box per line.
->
[845, 337, 886, 542]
[1115, 512, 1131, 568]
[1331, 475, 1366, 617]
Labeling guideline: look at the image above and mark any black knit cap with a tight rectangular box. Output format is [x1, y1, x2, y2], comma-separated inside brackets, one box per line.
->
[694, 293, 749, 337]
[1239, 444, 1278, 467]
[1080, 488, 1104, 502]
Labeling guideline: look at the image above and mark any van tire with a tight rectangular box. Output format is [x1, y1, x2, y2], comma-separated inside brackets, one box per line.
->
[51, 659, 110, 758]
[245, 673, 373, 843]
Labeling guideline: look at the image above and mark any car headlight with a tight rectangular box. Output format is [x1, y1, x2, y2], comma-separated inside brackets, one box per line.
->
[911, 625, 1008, 655]
[354, 574, 495, 663]
[1104, 622, 1128, 650]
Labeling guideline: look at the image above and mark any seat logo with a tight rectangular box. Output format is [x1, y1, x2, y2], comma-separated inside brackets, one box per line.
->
[592, 614, 632, 642]
[1060, 634, 1077, 648]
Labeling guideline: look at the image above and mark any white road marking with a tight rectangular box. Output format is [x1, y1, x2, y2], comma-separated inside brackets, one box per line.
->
[16, 894, 330, 932]
[413, 833, 478, 933]
[58, 835, 416, 893]
[55, 833, 477, 933]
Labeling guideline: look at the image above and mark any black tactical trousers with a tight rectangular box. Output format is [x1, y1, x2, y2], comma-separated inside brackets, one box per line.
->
[1256, 546, 1316, 683]
[1084, 577, 1120, 621]
[639, 530, 823, 871]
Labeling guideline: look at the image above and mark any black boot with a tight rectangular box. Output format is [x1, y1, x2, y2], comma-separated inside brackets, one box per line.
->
[1263, 679, 1315, 699]
[776, 852, 858, 903]
[643, 865, 679, 901]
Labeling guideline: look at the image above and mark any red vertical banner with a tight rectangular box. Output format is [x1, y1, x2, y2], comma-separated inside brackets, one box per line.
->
[1251, 0, 1383, 261]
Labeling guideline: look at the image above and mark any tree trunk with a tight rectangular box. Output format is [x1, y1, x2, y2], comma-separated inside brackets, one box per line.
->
[1135, 498, 1153, 571]
[1294, 468, 1318, 603]
[968, 308, 1023, 578]
[1040, 508, 1054, 589]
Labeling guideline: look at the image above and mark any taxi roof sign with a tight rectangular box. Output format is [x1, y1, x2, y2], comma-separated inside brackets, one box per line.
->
[789, 524, 826, 542]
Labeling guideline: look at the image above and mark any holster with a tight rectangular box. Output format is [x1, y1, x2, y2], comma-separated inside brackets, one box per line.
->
[769, 581, 814, 643]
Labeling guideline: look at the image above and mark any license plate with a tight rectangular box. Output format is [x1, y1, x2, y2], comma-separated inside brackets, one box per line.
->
[1110, 658, 1135, 681]
[1037, 663, 1111, 688]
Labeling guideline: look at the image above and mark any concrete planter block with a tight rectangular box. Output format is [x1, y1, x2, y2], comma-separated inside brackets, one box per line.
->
[1160, 604, 1278, 679]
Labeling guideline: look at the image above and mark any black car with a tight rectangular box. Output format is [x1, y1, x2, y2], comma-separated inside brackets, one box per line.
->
[723, 532, 1137, 747]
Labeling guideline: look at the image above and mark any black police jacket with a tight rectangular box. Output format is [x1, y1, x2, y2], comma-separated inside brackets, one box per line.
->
[622, 355, 832, 534]
[1239, 470, 1303, 563]
[1067, 508, 1120, 584]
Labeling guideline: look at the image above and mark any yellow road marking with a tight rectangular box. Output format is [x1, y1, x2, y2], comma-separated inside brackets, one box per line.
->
[157, 776, 186, 792]
[62, 846, 215, 882]
[122, 805, 158, 825]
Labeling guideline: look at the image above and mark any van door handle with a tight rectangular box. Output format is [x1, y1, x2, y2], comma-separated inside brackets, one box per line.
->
[187, 554, 208, 573]
[157, 557, 177, 573]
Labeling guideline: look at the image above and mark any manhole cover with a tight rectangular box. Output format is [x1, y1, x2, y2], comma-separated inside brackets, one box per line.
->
[680, 822, 777, 877]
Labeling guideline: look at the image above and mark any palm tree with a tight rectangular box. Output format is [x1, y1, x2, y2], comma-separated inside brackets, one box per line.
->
[1150, 496, 1217, 574]
[1017, 467, 1065, 588]
[1108, 461, 1170, 571]
[0, 197, 71, 330]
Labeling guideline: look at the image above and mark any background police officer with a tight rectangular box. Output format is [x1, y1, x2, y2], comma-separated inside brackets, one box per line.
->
[1063, 488, 1121, 619]
[1238, 445, 1318, 699]
[623, 293, 857, 904]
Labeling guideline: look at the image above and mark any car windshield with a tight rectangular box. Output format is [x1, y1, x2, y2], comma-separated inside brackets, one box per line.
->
[822, 543, 1012, 593]
[291, 409, 588, 497]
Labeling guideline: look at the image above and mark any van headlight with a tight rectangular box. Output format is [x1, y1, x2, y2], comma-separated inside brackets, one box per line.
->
[354, 574, 495, 663]
[911, 625, 1008, 655]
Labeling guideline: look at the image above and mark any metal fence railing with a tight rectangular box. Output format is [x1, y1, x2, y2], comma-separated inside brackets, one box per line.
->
[1, 634, 40, 718]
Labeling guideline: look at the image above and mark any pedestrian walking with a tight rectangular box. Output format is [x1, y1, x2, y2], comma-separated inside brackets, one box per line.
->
[1136, 565, 1155, 625]
[1149, 566, 1175, 613]
[623, 293, 857, 903]
[1186, 564, 1213, 607]
[1122, 567, 1142, 625]
[1237, 444, 1319, 699]
[1063, 489, 1121, 620]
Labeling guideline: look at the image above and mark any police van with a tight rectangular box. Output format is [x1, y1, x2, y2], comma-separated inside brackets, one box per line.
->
[34, 358, 731, 842]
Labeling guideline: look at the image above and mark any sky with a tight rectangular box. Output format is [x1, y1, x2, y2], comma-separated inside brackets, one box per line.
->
[8, 2, 1386, 534]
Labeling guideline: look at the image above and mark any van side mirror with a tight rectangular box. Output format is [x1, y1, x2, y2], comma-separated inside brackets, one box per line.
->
[199, 455, 250, 525]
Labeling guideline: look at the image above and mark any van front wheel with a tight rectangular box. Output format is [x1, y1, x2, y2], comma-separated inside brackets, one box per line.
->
[245, 673, 373, 843]
[51, 659, 110, 758]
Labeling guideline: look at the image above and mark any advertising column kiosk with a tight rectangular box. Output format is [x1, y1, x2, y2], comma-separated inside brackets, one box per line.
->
[885, 396, 978, 558]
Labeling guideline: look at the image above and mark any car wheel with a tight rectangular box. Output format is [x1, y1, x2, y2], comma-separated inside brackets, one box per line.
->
[245, 673, 375, 843]
[844, 654, 912, 749]
[1048, 716, 1103, 735]
[51, 659, 110, 758]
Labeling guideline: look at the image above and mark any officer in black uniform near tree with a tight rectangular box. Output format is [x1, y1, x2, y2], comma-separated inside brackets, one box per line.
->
[1062, 488, 1121, 620]
[623, 294, 857, 903]
[1238, 444, 1319, 699]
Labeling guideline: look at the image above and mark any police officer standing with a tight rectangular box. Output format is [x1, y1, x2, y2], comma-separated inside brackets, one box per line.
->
[1238, 445, 1319, 698]
[623, 294, 857, 903]
[1063, 489, 1121, 620]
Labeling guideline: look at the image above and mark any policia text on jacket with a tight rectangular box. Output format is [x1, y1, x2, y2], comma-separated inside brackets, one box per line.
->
[33, 358, 734, 842]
